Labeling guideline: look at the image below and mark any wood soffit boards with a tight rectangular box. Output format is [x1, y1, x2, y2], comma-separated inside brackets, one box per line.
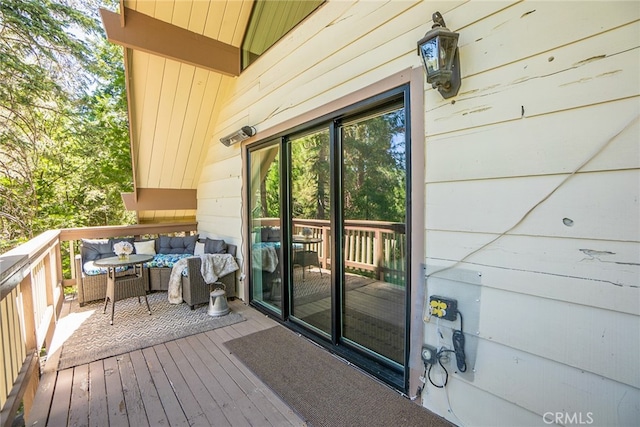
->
[121, 188, 197, 211]
[100, 6, 240, 76]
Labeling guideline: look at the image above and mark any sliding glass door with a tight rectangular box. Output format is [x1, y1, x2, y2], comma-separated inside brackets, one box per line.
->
[288, 128, 332, 335]
[248, 143, 282, 314]
[248, 85, 410, 388]
[339, 104, 407, 365]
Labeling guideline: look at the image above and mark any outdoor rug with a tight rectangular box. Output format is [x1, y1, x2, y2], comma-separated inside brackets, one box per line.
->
[225, 326, 452, 427]
[57, 292, 244, 370]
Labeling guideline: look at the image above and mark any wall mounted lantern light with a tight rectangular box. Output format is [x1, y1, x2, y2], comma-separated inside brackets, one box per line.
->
[220, 125, 256, 146]
[417, 11, 461, 99]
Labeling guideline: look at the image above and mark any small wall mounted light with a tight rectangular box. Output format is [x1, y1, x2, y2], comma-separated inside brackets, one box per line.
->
[220, 126, 256, 146]
[417, 11, 461, 99]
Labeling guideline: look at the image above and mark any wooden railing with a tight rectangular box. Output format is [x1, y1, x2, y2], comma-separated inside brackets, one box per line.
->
[0, 222, 196, 427]
[257, 218, 407, 284]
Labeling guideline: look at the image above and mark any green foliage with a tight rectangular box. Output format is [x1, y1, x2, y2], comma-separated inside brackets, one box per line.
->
[288, 108, 406, 224]
[290, 129, 330, 220]
[1, 0, 134, 252]
[341, 108, 406, 222]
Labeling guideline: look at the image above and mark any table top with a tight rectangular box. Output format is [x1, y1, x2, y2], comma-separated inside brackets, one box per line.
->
[93, 254, 154, 267]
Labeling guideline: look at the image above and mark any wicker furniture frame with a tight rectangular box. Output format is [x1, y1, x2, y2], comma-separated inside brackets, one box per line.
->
[95, 257, 153, 325]
[75, 243, 237, 307]
[75, 255, 151, 306]
[181, 256, 236, 309]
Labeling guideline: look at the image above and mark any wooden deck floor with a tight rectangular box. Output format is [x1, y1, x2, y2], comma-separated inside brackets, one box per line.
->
[26, 299, 306, 427]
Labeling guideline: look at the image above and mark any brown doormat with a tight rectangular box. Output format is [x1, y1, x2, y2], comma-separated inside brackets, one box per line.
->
[225, 326, 452, 427]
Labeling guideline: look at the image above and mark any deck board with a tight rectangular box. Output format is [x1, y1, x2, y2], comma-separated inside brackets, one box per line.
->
[103, 357, 128, 426]
[119, 353, 150, 427]
[68, 364, 89, 427]
[129, 349, 170, 426]
[88, 360, 108, 427]
[46, 368, 72, 427]
[27, 299, 306, 426]
[141, 346, 190, 427]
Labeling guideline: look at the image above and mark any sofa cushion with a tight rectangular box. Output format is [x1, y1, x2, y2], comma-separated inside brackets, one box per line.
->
[158, 235, 198, 254]
[83, 261, 130, 276]
[204, 238, 227, 254]
[134, 240, 156, 255]
[81, 239, 112, 262]
[261, 226, 281, 242]
[144, 253, 193, 269]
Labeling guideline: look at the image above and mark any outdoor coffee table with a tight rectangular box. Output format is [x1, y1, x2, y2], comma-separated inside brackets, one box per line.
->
[94, 254, 154, 325]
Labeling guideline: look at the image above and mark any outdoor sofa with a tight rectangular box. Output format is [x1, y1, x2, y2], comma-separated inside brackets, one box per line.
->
[75, 235, 237, 308]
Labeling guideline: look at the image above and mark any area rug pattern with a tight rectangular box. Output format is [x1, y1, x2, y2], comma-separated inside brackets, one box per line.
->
[57, 292, 244, 370]
[225, 326, 452, 427]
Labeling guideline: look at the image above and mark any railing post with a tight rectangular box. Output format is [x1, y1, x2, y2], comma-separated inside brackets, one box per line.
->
[321, 226, 329, 268]
[375, 229, 383, 281]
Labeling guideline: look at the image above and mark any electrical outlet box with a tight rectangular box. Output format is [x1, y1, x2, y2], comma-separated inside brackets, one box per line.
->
[421, 344, 437, 365]
[429, 295, 458, 321]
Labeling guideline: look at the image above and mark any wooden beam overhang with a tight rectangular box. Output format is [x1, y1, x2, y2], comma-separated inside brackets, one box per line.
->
[100, 7, 240, 76]
[121, 188, 197, 211]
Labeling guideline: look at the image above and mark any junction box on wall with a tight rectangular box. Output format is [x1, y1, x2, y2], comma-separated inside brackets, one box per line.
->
[429, 295, 458, 321]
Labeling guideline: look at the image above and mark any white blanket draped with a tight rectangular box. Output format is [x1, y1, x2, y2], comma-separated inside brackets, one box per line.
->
[168, 254, 239, 304]
[252, 245, 278, 273]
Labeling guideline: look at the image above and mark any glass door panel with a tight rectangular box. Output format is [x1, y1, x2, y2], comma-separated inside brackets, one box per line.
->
[249, 144, 282, 313]
[288, 128, 332, 335]
[340, 105, 407, 364]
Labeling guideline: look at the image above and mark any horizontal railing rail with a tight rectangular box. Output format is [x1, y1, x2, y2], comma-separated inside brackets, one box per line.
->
[262, 218, 407, 283]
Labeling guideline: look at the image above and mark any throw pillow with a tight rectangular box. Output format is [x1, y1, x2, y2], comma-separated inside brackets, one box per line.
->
[194, 241, 205, 256]
[81, 239, 111, 262]
[158, 235, 198, 254]
[134, 240, 156, 255]
[204, 238, 227, 254]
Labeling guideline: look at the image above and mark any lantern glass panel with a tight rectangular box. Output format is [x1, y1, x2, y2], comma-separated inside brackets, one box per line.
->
[420, 37, 439, 73]
[440, 35, 457, 70]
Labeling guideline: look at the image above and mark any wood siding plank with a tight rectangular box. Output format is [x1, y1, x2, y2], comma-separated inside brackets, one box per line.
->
[425, 169, 640, 241]
[426, 97, 640, 183]
[426, 231, 639, 288]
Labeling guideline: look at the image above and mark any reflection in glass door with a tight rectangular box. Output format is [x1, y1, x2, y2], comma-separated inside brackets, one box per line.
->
[288, 129, 332, 335]
[248, 144, 282, 314]
[340, 104, 407, 365]
[248, 87, 410, 387]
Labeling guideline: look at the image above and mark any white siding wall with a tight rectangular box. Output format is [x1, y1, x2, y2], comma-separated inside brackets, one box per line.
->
[423, 1, 640, 425]
[197, 1, 639, 424]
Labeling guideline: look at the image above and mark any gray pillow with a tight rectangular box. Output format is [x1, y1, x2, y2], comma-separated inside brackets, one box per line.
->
[204, 238, 227, 254]
[158, 235, 198, 254]
[81, 239, 111, 262]
[261, 227, 280, 242]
